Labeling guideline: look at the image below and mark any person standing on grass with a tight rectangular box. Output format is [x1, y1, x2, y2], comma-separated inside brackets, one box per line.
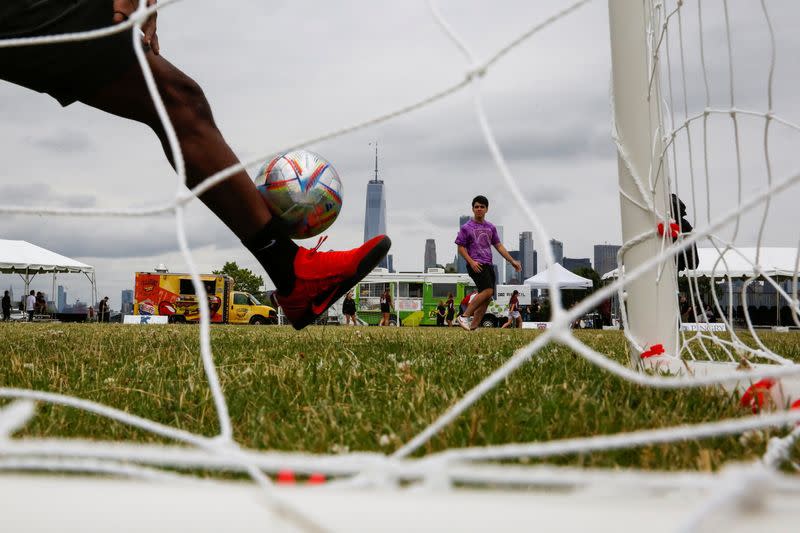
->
[455, 195, 521, 331]
[98, 296, 110, 323]
[435, 300, 446, 327]
[342, 291, 357, 326]
[379, 287, 393, 326]
[2, 290, 11, 321]
[445, 293, 455, 327]
[25, 290, 36, 322]
[501, 290, 522, 329]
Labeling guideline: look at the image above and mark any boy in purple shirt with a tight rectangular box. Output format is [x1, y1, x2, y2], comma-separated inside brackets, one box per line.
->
[455, 195, 521, 331]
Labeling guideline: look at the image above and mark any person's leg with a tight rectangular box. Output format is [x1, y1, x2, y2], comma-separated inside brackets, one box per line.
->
[471, 299, 491, 330]
[79, 53, 270, 240]
[463, 289, 493, 318]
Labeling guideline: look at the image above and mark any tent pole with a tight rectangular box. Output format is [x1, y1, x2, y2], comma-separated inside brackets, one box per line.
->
[52, 272, 56, 314]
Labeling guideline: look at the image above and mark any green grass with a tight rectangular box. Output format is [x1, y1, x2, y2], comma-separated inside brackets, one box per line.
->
[1, 323, 798, 472]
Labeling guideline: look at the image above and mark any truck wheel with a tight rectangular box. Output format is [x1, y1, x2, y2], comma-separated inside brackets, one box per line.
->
[250, 316, 267, 325]
[169, 315, 186, 324]
[480, 316, 496, 328]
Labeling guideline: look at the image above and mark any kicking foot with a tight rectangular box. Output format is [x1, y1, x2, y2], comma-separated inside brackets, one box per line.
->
[272, 235, 391, 330]
[457, 316, 472, 331]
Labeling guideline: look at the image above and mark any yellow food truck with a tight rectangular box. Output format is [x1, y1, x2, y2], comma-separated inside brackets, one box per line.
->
[134, 272, 277, 325]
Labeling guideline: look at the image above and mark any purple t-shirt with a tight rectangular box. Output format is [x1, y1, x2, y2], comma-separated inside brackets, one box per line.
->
[455, 219, 500, 265]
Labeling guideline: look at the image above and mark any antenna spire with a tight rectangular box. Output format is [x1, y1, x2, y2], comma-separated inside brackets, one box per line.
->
[373, 141, 379, 182]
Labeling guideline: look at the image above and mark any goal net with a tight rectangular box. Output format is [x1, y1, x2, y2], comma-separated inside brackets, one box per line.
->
[1, 1, 800, 532]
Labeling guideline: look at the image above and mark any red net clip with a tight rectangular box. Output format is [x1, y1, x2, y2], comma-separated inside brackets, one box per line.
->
[277, 469, 296, 484]
[740, 379, 776, 414]
[308, 473, 327, 485]
[657, 222, 680, 239]
[640, 344, 665, 359]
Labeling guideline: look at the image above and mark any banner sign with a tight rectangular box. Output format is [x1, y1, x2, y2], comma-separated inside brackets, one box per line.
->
[680, 322, 727, 332]
[124, 315, 169, 325]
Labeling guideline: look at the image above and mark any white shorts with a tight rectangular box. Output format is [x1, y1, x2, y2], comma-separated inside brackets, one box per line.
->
[510, 311, 521, 319]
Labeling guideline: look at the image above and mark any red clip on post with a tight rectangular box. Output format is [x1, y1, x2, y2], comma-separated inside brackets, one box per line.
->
[640, 344, 665, 359]
[657, 222, 680, 239]
[277, 470, 296, 484]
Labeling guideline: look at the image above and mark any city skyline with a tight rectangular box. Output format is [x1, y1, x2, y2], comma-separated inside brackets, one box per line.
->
[363, 143, 388, 269]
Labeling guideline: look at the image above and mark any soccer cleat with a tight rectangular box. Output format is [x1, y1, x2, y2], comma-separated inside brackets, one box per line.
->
[272, 235, 391, 330]
[457, 316, 472, 331]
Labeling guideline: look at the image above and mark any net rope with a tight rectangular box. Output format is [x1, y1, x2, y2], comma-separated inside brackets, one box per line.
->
[1, 1, 799, 531]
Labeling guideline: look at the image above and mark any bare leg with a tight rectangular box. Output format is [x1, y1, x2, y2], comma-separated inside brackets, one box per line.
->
[79, 51, 271, 241]
[471, 300, 490, 330]
[463, 289, 493, 317]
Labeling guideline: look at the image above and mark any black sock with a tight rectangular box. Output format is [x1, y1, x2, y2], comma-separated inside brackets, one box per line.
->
[243, 219, 299, 294]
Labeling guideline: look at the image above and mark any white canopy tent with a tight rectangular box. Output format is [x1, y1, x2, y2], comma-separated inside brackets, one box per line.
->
[601, 247, 800, 280]
[524, 262, 593, 290]
[0, 239, 96, 310]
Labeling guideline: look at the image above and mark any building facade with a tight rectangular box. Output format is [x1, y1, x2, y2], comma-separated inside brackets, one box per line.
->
[424, 239, 437, 272]
[519, 231, 535, 279]
[550, 239, 564, 265]
[505, 250, 521, 284]
[593, 244, 621, 276]
[121, 289, 134, 315]
[563, 257, 592, 273]
[57, 285, 66, 312]
[364, 150, 388, 268]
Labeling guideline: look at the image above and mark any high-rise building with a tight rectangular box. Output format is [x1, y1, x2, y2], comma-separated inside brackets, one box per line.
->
[57, 285, 66, 312]
[424, 239, 437, 272]
[593, 244, 621, 276]
[506, 251, 521, 284]
[456, 215, 471, 273]
[121, 289, 134, 315]
[519, 231, 535, 279]
[550, 239, 564, 265]
[563, 257, 592, 273]
[364, 143, 388, 268]
[491, 225, 505, 283]
[387, 254, 394, 273]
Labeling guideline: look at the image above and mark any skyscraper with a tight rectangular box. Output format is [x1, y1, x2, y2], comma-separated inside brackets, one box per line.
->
[121, 289, 134, 315]
[519, 231, 535, 279]
[456, 215, 471, 273]
[424, 239, 437, 272]
[364, 143, 388, 268]
[491, 225, 505, 283]
[506, 250, 521, 284]
[563, 257, 592, 273]
[550, 239, 564, 265]
[57, 285, 66, 312]
[594, 244, 621, 276]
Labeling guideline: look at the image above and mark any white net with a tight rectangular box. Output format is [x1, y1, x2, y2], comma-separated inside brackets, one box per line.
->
[1, 1, 800, 532]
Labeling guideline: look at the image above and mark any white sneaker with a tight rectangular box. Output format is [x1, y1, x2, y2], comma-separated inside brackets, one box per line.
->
[457, 316, 472, 331]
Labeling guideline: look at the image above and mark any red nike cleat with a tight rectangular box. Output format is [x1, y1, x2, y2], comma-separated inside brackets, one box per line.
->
[272, 235, 391, 330]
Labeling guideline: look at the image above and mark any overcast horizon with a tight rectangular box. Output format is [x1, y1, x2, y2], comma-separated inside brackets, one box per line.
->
[2, 0, 799, 311]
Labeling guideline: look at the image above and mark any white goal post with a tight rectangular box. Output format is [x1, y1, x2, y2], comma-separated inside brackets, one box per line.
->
[608, 0, 680, 364]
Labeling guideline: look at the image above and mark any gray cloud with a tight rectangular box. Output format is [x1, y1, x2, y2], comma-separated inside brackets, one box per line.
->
[28, 129, 92, 154]
[0, 183, 96, 208]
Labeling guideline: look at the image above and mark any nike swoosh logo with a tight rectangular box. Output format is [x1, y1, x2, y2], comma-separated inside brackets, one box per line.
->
[311, 291, 338, 316]
[257, 239, 277, 252]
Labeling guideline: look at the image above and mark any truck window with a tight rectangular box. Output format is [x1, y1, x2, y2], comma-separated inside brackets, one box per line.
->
[399, 282, 423, 298]
[432, 283, 457, 298]
[233, 293, 248, 305]
[360, 283, 388, 298]
[180, 279, 217, 296]
[248, 294, 261, 306]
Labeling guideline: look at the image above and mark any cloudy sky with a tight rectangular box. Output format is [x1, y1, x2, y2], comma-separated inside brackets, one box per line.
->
[2, 0, 799, 310]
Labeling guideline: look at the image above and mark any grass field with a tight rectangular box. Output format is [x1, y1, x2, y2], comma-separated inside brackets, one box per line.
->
[1, 323, 799, 473]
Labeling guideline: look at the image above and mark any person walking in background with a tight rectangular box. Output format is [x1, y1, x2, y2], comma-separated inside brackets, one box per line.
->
[501, 290, 522, 329]
[342, 291, 357, 326]
[379, 287, 393, 326]
[98, 296, 110, 323]
[435, 300, 446, 327]
[445, 293, 455, 327]
[456, 195, 521, 331]
[25, 290, 36, 322]
[2, 290, 11, 321]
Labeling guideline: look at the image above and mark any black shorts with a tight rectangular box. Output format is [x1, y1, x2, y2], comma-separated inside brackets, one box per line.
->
[467, 263, 496, 293]
[0, 1, 137, 106]
[380, 303, 390, 313]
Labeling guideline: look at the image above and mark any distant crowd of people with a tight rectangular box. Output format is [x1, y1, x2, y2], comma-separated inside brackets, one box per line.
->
[0, 291, 112, 323]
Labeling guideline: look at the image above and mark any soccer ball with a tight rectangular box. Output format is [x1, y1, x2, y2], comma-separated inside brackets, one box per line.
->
[254, 150, 343, 239]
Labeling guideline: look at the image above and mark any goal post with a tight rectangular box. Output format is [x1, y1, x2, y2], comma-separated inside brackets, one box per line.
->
[608, 0, 679, 364]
